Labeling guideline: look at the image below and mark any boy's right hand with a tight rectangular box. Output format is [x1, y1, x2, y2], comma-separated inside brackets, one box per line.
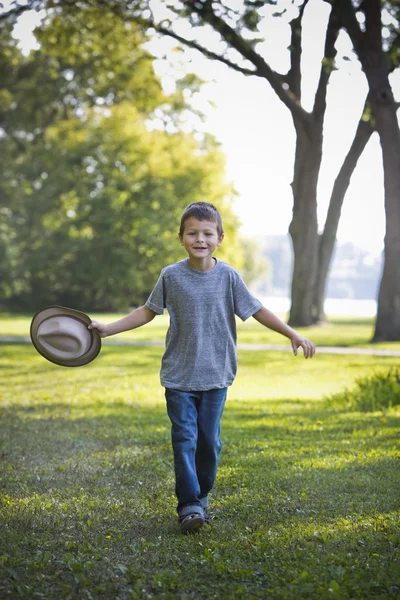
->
[88, 321, 109, 338]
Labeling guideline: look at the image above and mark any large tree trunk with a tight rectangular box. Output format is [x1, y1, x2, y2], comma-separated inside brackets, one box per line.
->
[372, 97, 400, 341]
[362, 7, 400, 341]
[126, 0, 370, 329]
[288, 121, 321, 327]
[312, 113, 374, 323]
[287, 4, 340, 327]
[339, 0, 400, 341]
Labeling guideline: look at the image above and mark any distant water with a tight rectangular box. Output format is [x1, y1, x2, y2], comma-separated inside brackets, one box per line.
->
[260, 296, 377, 317]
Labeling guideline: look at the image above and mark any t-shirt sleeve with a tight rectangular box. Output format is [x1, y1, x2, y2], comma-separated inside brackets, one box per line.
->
[233, 272, 263, 321]
[145, 271, 165, 315]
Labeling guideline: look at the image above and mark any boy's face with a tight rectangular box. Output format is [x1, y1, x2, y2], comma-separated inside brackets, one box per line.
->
[179, 217, 224, 263]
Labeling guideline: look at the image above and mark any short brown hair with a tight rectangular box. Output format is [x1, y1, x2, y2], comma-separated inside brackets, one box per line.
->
[179, 202, 224, 237]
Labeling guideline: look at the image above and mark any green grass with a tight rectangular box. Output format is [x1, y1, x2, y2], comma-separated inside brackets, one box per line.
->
[2, 311, 400, 350]
[0, 341, 399, 599]
[327, 369, 400, 412]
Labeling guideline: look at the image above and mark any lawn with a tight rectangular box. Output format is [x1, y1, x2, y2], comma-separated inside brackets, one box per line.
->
[0, 336, 399, 599]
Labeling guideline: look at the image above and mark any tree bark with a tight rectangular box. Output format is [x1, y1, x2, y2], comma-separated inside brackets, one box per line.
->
[155, 0, 382, 329]
[371, 95, 400, 341]
[288, 120, 321, 326]
[287, 3, 339, 327]
[339, 0, 400, 341]
[312, 111, 374, 322]
[365, 4, 400, 341]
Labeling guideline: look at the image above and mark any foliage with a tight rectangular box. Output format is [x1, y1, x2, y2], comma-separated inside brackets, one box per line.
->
[0, 6, 244, 311]
[3, 1, 399, 330]
[240, 236, 270, 289]
[3, 102, 239, 311]
[0, 343, 399, 599]
[327, 368, 400, 412]
[35, 4, 165, 114]
[133, 0, 399, 329]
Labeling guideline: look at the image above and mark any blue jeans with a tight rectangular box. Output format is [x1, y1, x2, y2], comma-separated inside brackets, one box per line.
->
[165, 388, 227, 514]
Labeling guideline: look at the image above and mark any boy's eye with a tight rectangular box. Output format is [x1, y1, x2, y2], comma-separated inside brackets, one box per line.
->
[185, 231, 214, 236]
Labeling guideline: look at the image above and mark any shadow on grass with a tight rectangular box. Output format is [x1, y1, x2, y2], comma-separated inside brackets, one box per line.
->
[1, 345, 399, 599]
[1, 398, 398, 517]
[1, 397, 399, 599]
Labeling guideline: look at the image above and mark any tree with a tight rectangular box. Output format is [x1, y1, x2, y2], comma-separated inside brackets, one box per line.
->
[128, 0, 379, 326]
[313, 104, 374, 321]
[0, 9, 166, 307]
[338, 0, 400, 341]
[6, 103, 239, 311]
[1, 0, 374, 326]
[240, 236, 270, 289]
[0, 4, 242, 311]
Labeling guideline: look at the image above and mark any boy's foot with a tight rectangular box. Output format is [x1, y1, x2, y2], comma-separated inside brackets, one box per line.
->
[179, 512, 205, 534]
[202, 507, 211, 524]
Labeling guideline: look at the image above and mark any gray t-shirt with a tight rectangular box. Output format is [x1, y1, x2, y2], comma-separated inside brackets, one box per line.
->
[145, 258, 263, 391]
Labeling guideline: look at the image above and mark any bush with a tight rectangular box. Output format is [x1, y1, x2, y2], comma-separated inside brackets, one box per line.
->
[327, 369, 400, 412]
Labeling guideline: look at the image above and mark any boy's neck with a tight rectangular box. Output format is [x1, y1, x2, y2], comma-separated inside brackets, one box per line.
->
[187, 256, 217, 272]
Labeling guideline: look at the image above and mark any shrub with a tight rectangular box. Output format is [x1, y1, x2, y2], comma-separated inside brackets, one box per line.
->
[327, 368, 400, 412]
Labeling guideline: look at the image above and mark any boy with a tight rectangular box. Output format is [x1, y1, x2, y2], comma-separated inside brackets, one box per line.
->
[89, 202, 315, 533]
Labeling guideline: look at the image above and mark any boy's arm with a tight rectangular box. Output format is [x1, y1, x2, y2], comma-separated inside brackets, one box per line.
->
[252, 307, 316, 358]
[88, 305, 156, 338]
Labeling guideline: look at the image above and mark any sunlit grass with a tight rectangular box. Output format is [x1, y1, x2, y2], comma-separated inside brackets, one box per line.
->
[2, 311, 400, 350]
[1, 343, 399, 599]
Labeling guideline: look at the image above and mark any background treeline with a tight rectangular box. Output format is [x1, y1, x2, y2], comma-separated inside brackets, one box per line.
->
[253, 236, 382, 300]
[0, 8, 246, 312]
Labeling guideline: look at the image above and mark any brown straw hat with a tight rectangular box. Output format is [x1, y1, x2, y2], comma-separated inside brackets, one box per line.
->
[30, 306, 101, 367]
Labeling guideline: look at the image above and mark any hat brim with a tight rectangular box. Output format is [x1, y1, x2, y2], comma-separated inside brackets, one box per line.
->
[30, 305, 101, 367]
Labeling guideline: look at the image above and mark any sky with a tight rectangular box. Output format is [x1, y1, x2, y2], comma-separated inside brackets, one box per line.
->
[9, 0, 400, 256]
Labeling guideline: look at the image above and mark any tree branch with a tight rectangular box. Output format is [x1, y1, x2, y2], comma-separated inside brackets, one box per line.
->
[0, 3, 32, 22]
[285, 0, 310, 101]
[363, 0, 383, 55]
[313, 96, 374, 320]
[312, 2, 340, 123]
[150, 22, 257, 77]
[337, 0, 365, 60]
[189, 1, 312, 129]
[323, 98, 374, 240]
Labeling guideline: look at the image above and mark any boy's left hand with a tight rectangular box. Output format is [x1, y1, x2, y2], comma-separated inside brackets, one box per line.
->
[291, 335, 316, 359]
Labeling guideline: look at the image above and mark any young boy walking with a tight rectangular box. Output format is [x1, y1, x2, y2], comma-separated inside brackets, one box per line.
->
[89, 202, 315, 533]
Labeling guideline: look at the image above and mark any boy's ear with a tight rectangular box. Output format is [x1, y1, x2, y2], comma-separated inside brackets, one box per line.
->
[217, 234, 224, 246]
[178, 232, 184, 245]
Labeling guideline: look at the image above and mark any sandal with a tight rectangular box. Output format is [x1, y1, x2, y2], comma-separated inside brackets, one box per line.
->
[179, 512, 205, 533]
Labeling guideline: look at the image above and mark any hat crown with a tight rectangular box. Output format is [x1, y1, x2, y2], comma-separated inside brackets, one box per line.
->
[37, 317, 91, 360]
[30, 305, 101, 367]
